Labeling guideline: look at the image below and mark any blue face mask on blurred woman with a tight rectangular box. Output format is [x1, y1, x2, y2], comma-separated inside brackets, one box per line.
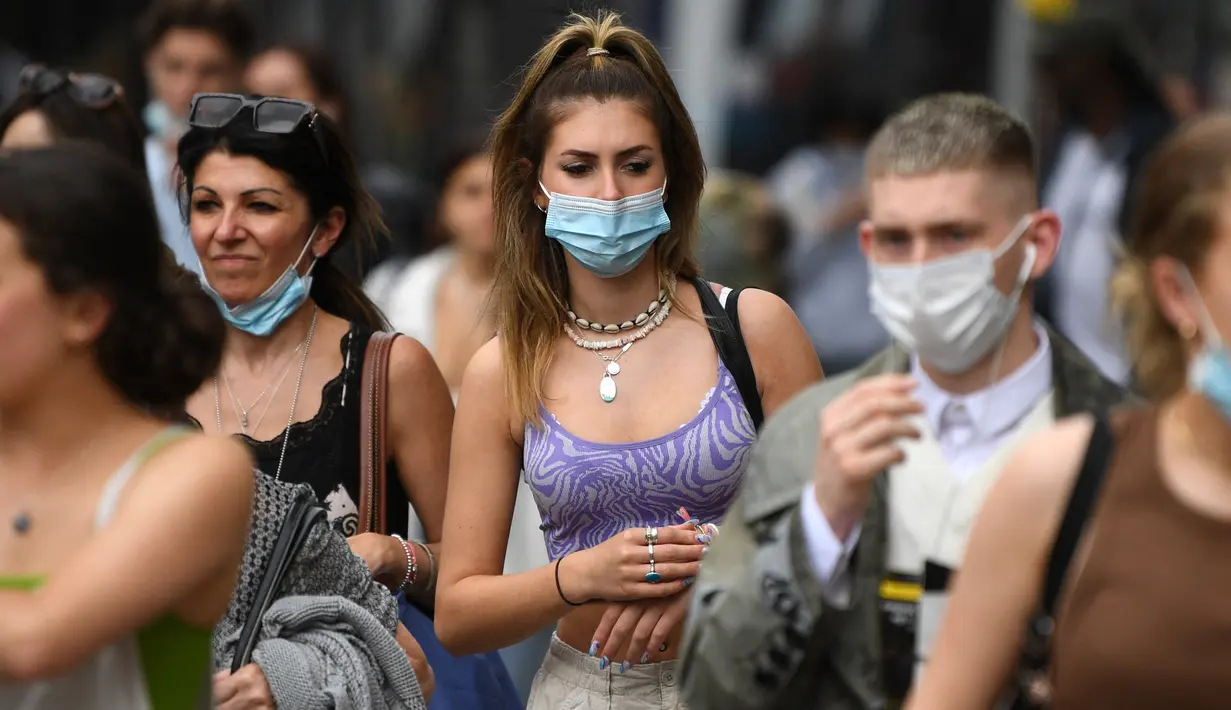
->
[1181, 265, 1231, 422]
[199, 227, 318, 337]
[539, 181, 671, 278]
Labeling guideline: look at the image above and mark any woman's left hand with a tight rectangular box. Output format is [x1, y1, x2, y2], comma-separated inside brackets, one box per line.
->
[214, 664, 275, 709]
[347, 532, 402, 581]
[591, 589, 693, 669]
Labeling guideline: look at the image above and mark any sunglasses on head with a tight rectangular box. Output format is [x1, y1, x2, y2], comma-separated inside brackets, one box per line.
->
[188, 93, 329, 164]
[19, 64, 123, 109]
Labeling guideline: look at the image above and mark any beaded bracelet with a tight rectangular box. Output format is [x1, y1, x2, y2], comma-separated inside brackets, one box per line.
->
[391, 534, 417, 591]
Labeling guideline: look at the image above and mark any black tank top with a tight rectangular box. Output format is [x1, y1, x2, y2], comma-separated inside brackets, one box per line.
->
[213, 323, 411, 538]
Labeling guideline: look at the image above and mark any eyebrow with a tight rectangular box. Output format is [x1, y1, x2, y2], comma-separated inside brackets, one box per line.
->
[872, 220, 986, 237]
[190, 186, 284, 197]
[560, 145, 654, 160]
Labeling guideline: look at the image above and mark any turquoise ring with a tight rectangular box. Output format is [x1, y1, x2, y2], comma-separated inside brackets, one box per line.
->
[645, 541, 661, 583]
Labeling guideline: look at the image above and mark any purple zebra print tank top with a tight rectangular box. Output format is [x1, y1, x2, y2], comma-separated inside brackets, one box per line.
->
[523, 360, 757, 561]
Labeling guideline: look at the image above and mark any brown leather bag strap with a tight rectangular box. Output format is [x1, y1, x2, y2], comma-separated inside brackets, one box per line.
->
[358, 330, 399, 535]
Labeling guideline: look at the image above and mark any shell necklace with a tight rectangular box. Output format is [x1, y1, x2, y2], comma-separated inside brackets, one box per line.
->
[563, 277, 675, 403]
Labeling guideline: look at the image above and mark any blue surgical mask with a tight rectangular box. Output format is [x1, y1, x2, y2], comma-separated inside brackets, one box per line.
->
[539, 181, 670, 278]
[200, 227, 318, 337]
[1181, 265, 1231, 421]
[142, 100, 187, 142]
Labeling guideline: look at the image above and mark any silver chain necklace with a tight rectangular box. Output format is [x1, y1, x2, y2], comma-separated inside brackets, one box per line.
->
[215, 306, 318, 480]
[221, 339, 304, 431]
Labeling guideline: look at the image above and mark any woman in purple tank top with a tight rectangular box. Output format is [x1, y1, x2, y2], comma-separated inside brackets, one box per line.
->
[434, 12, 824, 709]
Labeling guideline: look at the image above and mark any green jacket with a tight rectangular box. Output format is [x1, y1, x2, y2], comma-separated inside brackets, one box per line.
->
[679, 324, 1134, 710]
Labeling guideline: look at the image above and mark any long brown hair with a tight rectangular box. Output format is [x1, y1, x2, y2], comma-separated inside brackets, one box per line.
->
[488, 11, 706, 424]
[1112, 114, 1231, 399]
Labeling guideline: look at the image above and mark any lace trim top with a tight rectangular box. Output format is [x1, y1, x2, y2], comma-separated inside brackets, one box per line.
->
[194, 323, 411, 537]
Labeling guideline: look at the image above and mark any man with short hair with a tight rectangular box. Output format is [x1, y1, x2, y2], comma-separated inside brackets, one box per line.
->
[679, 93, 1132, 710]
[137, 0, 256, 275]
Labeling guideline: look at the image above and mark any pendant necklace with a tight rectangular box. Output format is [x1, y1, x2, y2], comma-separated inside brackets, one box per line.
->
[563, 278, 674, 404]
[12, 509, 31, 536]
[596, 343, 632, 403]
[221, 339, 304, 432]
[214, 306, 317, 480]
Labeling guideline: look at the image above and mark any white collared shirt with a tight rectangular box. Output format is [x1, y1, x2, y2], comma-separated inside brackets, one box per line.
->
[799, 322, 1054, 601]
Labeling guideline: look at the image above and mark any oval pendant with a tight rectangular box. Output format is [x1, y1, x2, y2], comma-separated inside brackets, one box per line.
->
[606, 361, 621, 376]
[599, 374, 617, 403]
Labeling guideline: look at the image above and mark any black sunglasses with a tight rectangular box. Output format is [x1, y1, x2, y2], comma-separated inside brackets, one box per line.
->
[18, 64, 123, 109]
[188, 93, 329, 163]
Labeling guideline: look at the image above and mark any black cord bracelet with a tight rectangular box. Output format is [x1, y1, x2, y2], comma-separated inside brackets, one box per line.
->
[555, 556, 585, 607]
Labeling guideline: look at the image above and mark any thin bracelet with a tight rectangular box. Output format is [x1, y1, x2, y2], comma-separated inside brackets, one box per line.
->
[391, 534, 417, 590]
[555, 555, 584, 607]
[414, 541, 437, 592]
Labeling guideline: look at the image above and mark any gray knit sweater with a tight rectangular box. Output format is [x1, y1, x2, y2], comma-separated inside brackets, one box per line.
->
[213, 474, 425, 709]
[241, 595, 425, 710]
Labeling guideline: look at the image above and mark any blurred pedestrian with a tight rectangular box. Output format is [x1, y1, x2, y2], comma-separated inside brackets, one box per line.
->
[680, 93, 1132, 710]
[138, 0, 256, 275]
[910, 111, 1231, 710]
[0, 144, 252, 709]
[243, 42, 433, 278]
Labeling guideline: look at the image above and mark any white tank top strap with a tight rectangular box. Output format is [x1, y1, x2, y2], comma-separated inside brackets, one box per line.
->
[93, 427, 191, 530]
[718, 286, 733, 308]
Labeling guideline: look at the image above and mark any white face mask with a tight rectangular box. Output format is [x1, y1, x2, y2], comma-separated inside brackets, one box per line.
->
[868, 214, 1037, 373]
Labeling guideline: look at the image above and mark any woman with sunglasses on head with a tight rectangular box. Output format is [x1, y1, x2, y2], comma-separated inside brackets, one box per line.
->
[0, 64, 145, 177]
[0, 64, 229, 351]
[0, 145, 252, 708]
[177, 92, 451, 699]
[434, 12, 822, 708]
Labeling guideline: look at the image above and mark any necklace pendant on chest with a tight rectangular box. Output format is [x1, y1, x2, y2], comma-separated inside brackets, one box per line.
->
[598, 343, 631, 403]
[600, 369, 618, 403]
[12, 511, 31, 535]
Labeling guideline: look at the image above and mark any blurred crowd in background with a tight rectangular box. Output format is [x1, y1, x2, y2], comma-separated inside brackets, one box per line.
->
[1, 0, 1227, 380]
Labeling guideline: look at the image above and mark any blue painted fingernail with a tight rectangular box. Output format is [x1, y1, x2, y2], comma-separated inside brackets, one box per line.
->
[620, 662, 630, 673]
[640, 652, 650, 664]
[684, 576, 694, 587]
[599, 656, 609, 670]
[687, 519, 699, 526]
[588, 641, 598, 657]
[696, 534, 706, 543]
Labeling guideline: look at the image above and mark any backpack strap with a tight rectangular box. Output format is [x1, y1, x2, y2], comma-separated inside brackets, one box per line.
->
[692, 277, 764, 430]
[1041, 413, 1114, 616]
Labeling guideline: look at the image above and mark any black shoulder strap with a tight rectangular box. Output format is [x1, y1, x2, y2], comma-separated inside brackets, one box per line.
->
[693, 277, 764, 430]
[1041, 414, 1114, 616]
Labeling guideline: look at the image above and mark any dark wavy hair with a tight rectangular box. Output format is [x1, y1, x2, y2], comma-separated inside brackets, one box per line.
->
[176, 100, 389, 330]
[0, 77, 147, 180]
[0, 145, 226, 413]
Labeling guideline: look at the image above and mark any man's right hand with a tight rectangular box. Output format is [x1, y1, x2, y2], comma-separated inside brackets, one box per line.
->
[813, 374, 923, 540]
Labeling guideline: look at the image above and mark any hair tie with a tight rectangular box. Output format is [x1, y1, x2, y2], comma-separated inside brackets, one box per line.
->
[586, 47, 610, 57]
